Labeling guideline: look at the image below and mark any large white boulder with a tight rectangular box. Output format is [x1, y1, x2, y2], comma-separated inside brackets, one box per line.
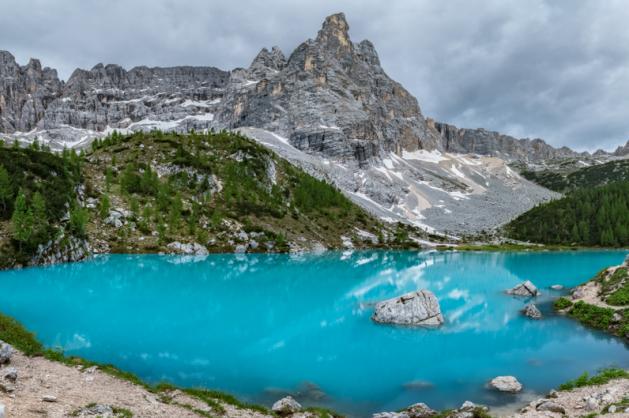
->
[506, 280, 540, 297]
[372, 290, 444, 327]
[489, 375, 523, 393]
[167, 242, 209, 256]
[271, 396, 302, 415]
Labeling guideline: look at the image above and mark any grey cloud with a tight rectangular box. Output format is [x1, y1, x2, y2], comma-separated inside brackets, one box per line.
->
[1, 0, 627, 151]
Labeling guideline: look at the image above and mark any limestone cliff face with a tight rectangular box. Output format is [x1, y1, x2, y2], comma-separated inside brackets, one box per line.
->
[215, 13, 441, 166]
[0, 51, 62, 132]
[614, 140, 629, 156]
[430, 120, 581, 163]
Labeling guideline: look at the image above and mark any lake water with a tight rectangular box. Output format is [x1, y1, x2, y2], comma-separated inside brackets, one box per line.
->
[0, 250, 627, 416]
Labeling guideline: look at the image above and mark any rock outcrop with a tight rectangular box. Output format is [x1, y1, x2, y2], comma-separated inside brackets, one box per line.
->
[489, 375, 523, 393]
[271, 396, 302, 415]
[372, 290, 444, 326]
[614, 140, 629, 156]
[0, 341, 13, 364]
[522, 303, 542, 319]
[506, 280, 540, 297]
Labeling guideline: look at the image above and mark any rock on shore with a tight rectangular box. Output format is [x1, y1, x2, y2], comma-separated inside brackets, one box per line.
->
[372, 290, 444, 326]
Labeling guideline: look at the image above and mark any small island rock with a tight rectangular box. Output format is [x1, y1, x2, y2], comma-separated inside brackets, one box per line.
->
[522, 303, 542, 319]
[489, 376, 522, 393]
[372, 290, 444, 327]
[272, 396, 302, 415]
[506, 280, 540, 297]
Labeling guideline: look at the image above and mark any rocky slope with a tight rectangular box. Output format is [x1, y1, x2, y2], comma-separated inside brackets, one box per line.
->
[0, 13, 610, 233]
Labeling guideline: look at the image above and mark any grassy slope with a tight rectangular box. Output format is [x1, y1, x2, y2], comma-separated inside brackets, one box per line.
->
[554, 265, 629, 339]
[83, 130, 417, 254]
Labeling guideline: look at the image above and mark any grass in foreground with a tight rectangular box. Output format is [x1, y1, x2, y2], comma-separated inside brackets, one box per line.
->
[559, 368, 629, 391]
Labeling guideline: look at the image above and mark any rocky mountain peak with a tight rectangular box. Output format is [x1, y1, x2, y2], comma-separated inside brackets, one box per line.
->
[614, 140, 629, 156]
[248, 46, 286, 78]
[316, 12, 351, 50]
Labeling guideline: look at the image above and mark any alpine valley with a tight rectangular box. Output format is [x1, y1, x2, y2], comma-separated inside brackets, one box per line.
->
[1, 10, 629, 418]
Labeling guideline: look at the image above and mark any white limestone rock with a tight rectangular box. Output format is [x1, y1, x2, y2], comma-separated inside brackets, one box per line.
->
[271, 396, 302, 415]
[0, 341, 13, 364]
[372, 290, 444, 327]
[489, 376, 523, 393]
[506, 280, 540, 297]
[166, 242, 209, 256]
[522, 303, 542, 319]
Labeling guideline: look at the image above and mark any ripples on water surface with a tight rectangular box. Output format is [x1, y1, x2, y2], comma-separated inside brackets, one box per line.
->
[0, 250, 627, 416]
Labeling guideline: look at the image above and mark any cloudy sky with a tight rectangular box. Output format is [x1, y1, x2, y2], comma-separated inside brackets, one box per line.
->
[2, 0, 628, 151]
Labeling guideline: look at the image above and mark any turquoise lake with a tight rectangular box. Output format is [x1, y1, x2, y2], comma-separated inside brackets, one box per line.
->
[0, 250, 627, 416]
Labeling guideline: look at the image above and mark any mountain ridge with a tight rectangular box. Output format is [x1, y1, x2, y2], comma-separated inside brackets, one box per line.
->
[0, 13, 607, 164]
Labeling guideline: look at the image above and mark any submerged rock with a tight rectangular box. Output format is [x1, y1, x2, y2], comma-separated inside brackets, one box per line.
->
[0, 341, 13, 364]
[506, 280, 540, 297]
[372, 290, 444, 327]
[489, 375, 522, 393]
[522, 303, 542, 319]
[272, 396, 302, 415]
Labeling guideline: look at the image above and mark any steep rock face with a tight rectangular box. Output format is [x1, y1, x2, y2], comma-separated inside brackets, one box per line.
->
[614, 140, 629, 156]
[0, 51, 62, 132]
[215, 13, 441, 166]
[431, 120, 581, 163]
[42, 64, 229, 132]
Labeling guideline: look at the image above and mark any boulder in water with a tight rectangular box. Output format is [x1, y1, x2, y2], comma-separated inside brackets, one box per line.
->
[489, 375, 522, 393]
[522, 303, 542, 319]
[372, 290, 444, 327]
[506, 280, 540, 297]
[272, 396, 302, 415]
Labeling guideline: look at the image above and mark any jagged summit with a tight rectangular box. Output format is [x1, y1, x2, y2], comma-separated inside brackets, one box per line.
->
[614, 140, 629, 156]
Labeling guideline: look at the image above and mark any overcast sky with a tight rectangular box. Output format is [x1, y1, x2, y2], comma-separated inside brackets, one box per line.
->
[1, 0, 628, 151]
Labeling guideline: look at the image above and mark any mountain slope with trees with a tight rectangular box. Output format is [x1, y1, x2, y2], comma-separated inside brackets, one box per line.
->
[505, 181, 629, 246]
[520, 159, 629, 192]
[0, 131, 426, 269]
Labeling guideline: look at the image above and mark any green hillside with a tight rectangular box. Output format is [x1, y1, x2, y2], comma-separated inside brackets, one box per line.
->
[505, 181, 629, 246]
[521, 159, 629, 192]
[0, 131, 422, 268]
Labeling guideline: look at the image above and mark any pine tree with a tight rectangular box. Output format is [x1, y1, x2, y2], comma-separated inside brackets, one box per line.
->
[0, 165, 12, 217]
[11, 191, 33, 249]
[30, 192, 48, 244]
